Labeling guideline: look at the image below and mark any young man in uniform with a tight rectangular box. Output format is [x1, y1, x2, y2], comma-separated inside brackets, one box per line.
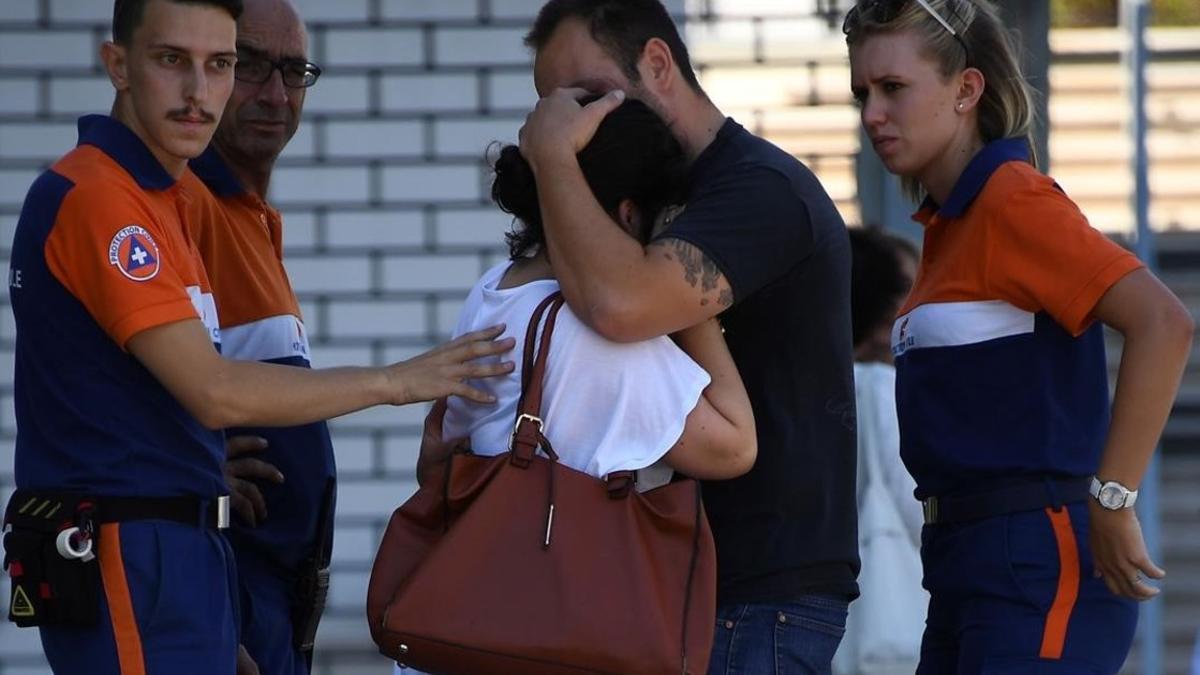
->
[4, 1, 512, 672]
[517, 1, 859, 672]
[181, 0, 335, 671]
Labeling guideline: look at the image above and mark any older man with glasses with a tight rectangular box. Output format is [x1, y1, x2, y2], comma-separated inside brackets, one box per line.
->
[182, 0, 330, 673]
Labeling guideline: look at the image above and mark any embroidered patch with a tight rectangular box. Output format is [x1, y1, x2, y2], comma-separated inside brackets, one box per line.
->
[108, 225, 161, 281]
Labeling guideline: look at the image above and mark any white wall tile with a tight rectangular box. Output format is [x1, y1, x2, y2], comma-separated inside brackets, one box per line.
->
[489, 0, 543, 21]
[0, 123, 77, 161]
[326, 300, 425, 339]
[382, 165, 482, 202]
[49, 0, 111, 22]
[382, 254, 480, 293]
[333, 478, 417, 518]
[0, 3, 40, 22]
[308, 345, 374, 368]
[0, 79, 40, 115]
[326, 29, 423, 67]
[0, 170, 39, 208]
[487, 70, 536, 110]
[292, 0, 370, 22]
[286, 255, 374, 294]
[381, 73, 479, 112]
[48, 76, 114, 115]
[280, 211, 319, 249]
[327, 434, 376, 473]
[380, 0, 479, 21]
[277, 121, 317, 160]
[0, 31, 94, 68]
[325, 209, 425, 248]
[381, 432, 423, 474]
[433, 117, 521, 156]
[434, 27, 530, 66]
[303, 75, 371, 113]
[325, 120, 424, 157]
[270, 166, 372, 204]
[435, 207, 513, 248]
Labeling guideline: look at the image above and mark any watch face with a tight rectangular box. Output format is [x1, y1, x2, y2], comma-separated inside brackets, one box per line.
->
[1099, 484, 1126, 509]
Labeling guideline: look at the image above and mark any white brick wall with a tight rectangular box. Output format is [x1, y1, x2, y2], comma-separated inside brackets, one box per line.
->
[0, 79, 39, 115]
[0, 31, 95, 68]
[0, 0, 703, 672]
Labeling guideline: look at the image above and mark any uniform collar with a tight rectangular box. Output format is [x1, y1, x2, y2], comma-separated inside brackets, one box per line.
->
[76, 114, 176, 191]
[189, 145, 247, 198]
[916, 137, 1031, 221]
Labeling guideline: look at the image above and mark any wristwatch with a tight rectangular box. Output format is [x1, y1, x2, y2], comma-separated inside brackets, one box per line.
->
[1089, 477, 1139, 510]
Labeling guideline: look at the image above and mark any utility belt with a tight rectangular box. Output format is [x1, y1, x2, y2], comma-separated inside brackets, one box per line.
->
[3, 490, 229, 627]
[921, 476, 1090, 526]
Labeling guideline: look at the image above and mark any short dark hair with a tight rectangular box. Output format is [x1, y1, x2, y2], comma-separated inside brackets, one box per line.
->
[113, 0, 243, 45]
[849, 226, 917, 349]
[492, 98, 688, 259]
[526, 0, 702, 92]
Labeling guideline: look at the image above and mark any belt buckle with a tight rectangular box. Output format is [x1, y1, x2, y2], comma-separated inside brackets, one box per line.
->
[922, 496, 938, 525]
[215, 495, 230, 529]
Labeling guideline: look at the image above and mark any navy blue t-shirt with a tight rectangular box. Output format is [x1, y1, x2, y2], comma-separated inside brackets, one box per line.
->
[659, 119, 859, 604]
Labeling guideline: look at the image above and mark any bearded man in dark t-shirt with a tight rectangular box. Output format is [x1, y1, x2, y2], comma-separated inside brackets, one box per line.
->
[517, 1, 859, 673]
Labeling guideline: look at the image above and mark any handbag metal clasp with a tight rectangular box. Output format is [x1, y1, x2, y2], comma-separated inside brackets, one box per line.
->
[508, 413, 544, 451]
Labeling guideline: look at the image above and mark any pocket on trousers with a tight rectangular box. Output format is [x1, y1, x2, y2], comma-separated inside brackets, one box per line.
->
[774, 607, 845, 675]
[1003, 511, 1062, 613]
[775, 604, 846, 640]
[114, 522, 167, 631]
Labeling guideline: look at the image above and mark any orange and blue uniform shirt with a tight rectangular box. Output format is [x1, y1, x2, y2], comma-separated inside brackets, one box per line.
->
[893, 139, 1143, 500]
[185, 147, 335, 675]
[9, 114, 238, 674]
[894, 138, 1141, 672]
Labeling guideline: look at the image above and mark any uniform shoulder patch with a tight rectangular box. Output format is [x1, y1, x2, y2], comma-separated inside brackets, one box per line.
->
[108, 225, 161, 282]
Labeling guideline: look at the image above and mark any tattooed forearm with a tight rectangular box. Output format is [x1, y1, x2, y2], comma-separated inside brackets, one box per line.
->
[653, 239, 733, 309]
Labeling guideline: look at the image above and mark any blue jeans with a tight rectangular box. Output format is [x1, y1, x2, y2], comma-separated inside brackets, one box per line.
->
[708, 595, 849, 675]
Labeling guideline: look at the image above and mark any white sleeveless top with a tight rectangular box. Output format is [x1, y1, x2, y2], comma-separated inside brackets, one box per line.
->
[443, 261, 711, 483]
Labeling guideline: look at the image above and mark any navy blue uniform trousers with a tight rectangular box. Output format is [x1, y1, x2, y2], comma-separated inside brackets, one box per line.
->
[918, 501, 1137, 674]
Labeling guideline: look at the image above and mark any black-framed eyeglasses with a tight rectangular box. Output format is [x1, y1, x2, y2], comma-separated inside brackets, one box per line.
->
[234, 52, 322, 89]
[843, 0, 970, 63]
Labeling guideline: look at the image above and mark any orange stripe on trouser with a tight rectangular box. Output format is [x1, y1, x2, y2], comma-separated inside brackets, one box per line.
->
[1039, 507, 1081, 659]
[98, 523, 147, 675]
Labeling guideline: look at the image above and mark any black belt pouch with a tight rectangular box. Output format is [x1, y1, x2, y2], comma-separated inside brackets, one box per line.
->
[290, 558, 330, 652]
[291, 479, 335, 653]
[3, 490, 101, 627]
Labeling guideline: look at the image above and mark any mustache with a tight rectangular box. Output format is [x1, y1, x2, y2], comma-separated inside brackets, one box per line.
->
[166, 107, 216, 123]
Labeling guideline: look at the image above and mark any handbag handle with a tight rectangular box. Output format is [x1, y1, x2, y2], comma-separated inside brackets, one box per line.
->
[510, 292, 565, 467]
[506, 291, 642, 502]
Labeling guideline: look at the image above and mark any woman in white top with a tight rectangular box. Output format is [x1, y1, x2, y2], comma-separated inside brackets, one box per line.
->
[420, 97, 756, 496]
[395, 97, 757, 675]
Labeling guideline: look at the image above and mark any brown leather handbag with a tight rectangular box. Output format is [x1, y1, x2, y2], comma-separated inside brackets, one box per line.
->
[366, 292, 717, 675]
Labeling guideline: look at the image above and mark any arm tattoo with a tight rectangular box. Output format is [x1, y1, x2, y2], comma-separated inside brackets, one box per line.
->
[656, 239, 733, 308]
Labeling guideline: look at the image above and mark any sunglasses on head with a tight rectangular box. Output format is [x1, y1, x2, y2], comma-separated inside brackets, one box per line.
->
[843, 0, 970, 62]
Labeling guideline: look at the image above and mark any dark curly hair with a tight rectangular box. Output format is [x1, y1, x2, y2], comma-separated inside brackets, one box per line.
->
[492, 98, 688, 260]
